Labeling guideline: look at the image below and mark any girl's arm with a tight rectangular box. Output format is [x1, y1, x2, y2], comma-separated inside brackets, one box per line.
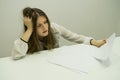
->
[11, 39, 28, 60]
[52, 23, 106, 47]
[52, 23, 93, 44]
[11, 17, 33, 60]
[21, 17, 33, 42]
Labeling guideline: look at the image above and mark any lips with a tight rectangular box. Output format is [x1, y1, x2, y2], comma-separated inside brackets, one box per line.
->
[43, 30, 48, 33]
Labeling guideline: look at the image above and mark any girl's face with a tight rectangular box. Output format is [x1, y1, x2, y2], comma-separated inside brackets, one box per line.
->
[36, 16, 49, 37]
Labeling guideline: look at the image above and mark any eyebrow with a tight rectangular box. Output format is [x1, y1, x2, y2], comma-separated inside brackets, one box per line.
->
[37, 19, 47, 25]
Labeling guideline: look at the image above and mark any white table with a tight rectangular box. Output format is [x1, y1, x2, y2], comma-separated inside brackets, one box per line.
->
[0, 37, 120, 80]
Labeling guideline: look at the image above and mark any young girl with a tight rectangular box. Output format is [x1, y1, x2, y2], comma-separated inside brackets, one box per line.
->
[12, 7, 106, 60]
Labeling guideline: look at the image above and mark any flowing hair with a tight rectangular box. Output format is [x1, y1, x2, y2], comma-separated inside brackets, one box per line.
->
[23, 7, 56, 54]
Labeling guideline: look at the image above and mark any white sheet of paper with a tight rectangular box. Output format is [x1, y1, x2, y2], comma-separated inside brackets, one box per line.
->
[92, 33, 116, 61]
[48, 45, 100, 73]
[47, 33, 116, 73]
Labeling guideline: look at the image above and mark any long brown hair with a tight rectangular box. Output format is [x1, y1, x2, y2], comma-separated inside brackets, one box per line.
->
[23, 7, 56, 54]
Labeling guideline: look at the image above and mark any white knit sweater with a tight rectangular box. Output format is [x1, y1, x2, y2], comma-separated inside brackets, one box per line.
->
[11, 22, 93, 60]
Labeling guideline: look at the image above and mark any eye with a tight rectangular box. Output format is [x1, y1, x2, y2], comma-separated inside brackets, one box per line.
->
[37, 24, 42, 27]
[44, 20, 48, 24]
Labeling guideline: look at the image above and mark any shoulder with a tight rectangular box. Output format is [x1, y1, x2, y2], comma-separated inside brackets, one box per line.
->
[50, 22, 61, 33]
[51, 22, 59, 29]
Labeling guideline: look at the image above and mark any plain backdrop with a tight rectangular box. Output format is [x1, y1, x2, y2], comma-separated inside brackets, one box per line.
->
[0, 0, 120, 58]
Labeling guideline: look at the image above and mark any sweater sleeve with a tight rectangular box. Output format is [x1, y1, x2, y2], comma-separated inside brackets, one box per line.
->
[11, 39, 28, 60]
[51, 22, 94, 45]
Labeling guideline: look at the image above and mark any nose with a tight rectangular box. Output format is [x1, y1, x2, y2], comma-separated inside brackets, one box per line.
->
[42, 24, 47, 30]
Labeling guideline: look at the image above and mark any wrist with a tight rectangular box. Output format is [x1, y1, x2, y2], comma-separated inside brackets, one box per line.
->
[90, 39, 96, 45]
[20, 38, 28, 43]
[27, 28, 33, 32]
[21, 28, 33, 43]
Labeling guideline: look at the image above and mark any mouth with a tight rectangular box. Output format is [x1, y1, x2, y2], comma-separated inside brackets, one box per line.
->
[43, 30, 48, 33]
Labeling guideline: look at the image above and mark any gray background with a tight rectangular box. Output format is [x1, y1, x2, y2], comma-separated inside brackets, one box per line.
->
[0, 0, 120, 58]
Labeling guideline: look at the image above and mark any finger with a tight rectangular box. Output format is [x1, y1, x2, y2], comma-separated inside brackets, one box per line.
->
[103, 39, 106, 43]
[98, 40, 106, 47]
[101, 40, 106, 46]
[102, 39, 106, 42]
[24, 16, 30, 19]
[23, 16, 28, 20]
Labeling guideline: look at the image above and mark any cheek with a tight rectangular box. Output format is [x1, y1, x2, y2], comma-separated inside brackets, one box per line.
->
[36, 28, 42, 35]
[46, 24, 49, 30]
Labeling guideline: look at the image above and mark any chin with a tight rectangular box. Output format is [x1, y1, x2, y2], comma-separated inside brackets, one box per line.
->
[42, 33, 48, 37]
[38, 31, 48, 37]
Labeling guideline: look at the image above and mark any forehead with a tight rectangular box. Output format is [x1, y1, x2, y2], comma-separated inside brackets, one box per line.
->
[37, 16, 47, 23]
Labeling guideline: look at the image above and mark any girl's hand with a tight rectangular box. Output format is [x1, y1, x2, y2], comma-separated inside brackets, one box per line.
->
[91, 39, 106, 47]
[23, 17, 33, 31]
[21, 17, 33, 43]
